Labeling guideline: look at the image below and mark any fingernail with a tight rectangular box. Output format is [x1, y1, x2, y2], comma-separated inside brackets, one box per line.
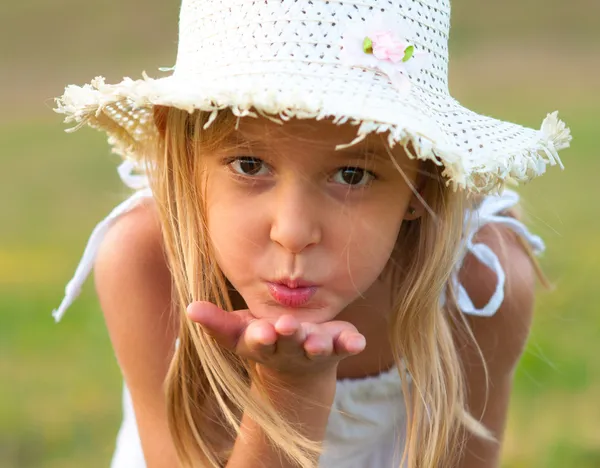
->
[352, 335, 366, 352]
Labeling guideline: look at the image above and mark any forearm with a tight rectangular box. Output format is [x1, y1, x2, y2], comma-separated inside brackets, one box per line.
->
[226, 368, 337, 468]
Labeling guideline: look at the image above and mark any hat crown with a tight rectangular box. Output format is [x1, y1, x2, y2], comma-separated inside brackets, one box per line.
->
[173, 0, 451, 95]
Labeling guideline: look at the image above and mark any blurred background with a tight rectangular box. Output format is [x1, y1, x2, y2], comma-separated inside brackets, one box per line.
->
[1, 0, 598, 467]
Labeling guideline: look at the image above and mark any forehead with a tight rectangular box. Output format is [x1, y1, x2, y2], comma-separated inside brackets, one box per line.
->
[228, 116, 393, 156]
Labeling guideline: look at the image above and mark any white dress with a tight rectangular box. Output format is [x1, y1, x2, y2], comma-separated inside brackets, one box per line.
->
[53, 161, 545, 468]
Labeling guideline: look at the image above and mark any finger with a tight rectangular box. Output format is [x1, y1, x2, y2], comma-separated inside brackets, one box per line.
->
[273, 315, 307, 355]
[303, 333, 334, 360]
[187, 301, 246, 350]
[320, 320, 360, 338]
[333, 329, 366, 356]
[236, 320, 277, 358]
[273, 315, 300, 336]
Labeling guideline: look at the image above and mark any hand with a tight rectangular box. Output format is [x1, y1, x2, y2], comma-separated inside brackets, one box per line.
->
[186, 302, 366, 377]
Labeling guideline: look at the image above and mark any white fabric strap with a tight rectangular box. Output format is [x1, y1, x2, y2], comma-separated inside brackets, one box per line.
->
[451, 189, 545, 317]
[117, 160, 151, 190]
[52, 162, 151, 322]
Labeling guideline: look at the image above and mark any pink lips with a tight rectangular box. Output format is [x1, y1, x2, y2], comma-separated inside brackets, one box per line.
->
[267, 281, 318, 307]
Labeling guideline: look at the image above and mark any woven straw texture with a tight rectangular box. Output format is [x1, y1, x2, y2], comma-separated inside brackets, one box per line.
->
[55, 0, 571, 193]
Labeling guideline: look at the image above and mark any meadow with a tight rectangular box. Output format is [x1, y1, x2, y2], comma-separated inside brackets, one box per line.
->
[1, 0, 599, 467]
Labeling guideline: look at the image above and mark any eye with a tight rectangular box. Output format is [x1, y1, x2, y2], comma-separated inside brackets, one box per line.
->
[332, 167, 375, 186]
[229, 157, 270, 176]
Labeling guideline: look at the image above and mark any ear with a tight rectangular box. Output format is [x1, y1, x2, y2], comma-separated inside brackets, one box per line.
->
[403, 164, 427, 221]
[153, 105, 169, 139]
[404, 199, 424, 221]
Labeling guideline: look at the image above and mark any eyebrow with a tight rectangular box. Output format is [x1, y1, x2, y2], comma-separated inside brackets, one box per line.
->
[223, 130, 399, 163]
[221, 131, 254, 147]
[338, 139, 399, 165]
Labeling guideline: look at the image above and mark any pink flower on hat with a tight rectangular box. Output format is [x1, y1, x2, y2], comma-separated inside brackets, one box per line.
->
[340, 14, 431, 96]
[373, 31, 415, 63]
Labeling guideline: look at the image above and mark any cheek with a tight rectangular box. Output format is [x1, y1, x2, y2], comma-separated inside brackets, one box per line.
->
[205, 183, 264, 279]
[337, 201, 406, 292]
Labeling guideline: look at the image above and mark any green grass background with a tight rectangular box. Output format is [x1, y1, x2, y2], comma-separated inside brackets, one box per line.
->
[1, 0, 599, 466]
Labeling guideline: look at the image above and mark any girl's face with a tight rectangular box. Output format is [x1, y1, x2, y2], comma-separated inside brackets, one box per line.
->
[203, 118, 419, 323]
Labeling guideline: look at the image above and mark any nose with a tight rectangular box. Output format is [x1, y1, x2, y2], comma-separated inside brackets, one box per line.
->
[269, 179, 322, 254]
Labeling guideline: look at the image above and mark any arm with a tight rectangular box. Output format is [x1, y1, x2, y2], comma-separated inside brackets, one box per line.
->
[186, 303, 366, 468]
[227, 369, 336, 468]
[94, 201, 180, 467]
[455, 223, 537, 468]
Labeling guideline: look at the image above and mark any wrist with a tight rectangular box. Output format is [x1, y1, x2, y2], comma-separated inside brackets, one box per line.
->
[253, 363, 338, 411]
[230, 364, 337, 465]
[255, 362, 338, 389]
[250, 364, 337, 444]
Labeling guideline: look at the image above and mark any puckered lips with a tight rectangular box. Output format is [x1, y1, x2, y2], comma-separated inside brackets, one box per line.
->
[266, 278, 318, 308]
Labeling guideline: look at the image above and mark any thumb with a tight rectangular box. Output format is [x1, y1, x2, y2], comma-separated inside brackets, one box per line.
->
[187, 301, 248, 350]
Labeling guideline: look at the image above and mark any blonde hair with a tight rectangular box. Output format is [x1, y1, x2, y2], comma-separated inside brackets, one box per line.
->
[145, 106, 511, 467]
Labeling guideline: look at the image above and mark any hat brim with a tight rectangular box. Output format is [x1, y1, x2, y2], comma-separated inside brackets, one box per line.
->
[55, 67, 570, 193]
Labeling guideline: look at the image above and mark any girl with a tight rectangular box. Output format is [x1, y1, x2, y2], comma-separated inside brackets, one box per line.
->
[53, 0, 571, 467]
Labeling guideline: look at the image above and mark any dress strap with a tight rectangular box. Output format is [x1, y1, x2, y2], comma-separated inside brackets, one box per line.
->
[117, 160, 151, 190]
[52, 161, 151, 322]
[451, 189, 545, 317]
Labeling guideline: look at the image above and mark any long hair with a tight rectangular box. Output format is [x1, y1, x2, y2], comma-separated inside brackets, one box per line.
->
[145, 106, 505, 467]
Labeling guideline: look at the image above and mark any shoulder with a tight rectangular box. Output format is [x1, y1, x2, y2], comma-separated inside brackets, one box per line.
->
[457, 221, 537, 376]
[95, 198, 166, 269]
[95, 198, 171, 295]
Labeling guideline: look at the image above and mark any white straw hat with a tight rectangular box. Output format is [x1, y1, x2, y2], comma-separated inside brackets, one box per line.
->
[55, 0, 571, 193]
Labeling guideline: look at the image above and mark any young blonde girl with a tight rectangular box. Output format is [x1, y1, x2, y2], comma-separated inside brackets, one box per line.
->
[53, 0, 571, 467]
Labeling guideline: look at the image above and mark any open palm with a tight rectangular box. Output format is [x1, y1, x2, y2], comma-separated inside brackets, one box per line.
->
[187, 302, 366, 375]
